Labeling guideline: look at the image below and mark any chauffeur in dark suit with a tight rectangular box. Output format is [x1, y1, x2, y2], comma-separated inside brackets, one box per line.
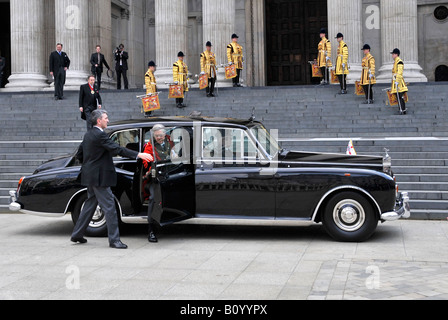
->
[79, 75, 102, 130]
[71, 110, 153, 249]
[49, 43, 70, 100]
[90, 45, 110, 91]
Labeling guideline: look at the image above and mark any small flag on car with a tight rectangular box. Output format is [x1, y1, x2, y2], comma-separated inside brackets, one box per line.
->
[347, 140, 357, 155]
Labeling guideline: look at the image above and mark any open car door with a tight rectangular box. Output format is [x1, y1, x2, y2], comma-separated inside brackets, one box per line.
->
[147, 126, 195, 226]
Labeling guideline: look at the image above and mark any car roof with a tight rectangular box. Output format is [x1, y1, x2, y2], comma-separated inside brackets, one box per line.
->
[108, 116, 261, 129]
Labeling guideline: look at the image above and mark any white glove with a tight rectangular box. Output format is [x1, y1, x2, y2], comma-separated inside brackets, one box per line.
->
[342, 63, 346, 68]
[326, 57, 330, 61]
[395, 82, 399, 87]
[369, 74, 373, 79]
[200, 72, 205, 75]
[174, 81, 179, 85]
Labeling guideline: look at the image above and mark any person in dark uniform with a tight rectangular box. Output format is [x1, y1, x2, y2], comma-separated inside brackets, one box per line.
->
[49, 43, 70, 100]
[114, 44, 129, 90]
[71, 110, 153, 249]
[90, 45, 110, 91]
[79, 75, 102, 130]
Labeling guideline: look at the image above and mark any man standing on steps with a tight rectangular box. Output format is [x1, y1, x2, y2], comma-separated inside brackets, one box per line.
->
[360, 44, 376, 104]
[90, 45, 110, 91]
[173, 51, 189, 109]
[115, 44, 129, 90]
[391, 48, 408, 115]
[200, 41, 217, 97]
[335, 33, 349, 94]
[79, 75, 102, 130]
[227, 34, 244, 87]
[317, 28, 332, 85]
[71, 110, 153, 249]
[49, 43, 70, 100]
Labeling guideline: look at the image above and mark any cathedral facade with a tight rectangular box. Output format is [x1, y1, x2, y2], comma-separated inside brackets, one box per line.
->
[0, 0, 447, 91]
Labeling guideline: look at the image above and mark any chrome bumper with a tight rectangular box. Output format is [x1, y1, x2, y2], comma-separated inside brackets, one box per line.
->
[9, 190, 22, 212]
[381, 192, 411, 221]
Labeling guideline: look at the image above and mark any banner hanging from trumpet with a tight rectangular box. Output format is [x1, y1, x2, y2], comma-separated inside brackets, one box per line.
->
[168, 84, 184, 99]
[141, 94, 160, 113]
[199, 74, 208, 90]
[225, 64, 237, 80]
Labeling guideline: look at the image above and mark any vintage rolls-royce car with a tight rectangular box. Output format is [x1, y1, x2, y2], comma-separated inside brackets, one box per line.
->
[9, 116, 410, 242]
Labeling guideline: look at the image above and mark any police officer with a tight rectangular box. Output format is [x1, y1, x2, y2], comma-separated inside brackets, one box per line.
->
[391, 48, 408, 115]
[200, 41, 217, 97]
[173, 52, 189, 108]
[360, 44, 376, 104]
[227, 34, 244, 87]
[335, 33, 349, 94]
[317, 28, 332, 85]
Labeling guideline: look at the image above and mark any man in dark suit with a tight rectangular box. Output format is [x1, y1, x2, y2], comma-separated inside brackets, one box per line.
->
[49, 43, 70, 100]
[90, 45, 110, 91]
[79, 75, 102, 130]
[71, 110, 153, 249]
[114, 44, 129, 90]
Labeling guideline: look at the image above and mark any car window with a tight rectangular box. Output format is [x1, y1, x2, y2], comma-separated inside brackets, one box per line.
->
[110, 129, 141, 157]
[144, 127, 191, 164]
[202, 127, 259, 161]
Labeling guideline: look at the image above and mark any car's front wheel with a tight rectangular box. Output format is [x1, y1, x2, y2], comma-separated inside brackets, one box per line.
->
[322, 191, 378, 242]
[71, 193, 108, 237]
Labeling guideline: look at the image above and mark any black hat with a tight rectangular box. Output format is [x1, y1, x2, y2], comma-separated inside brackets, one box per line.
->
[178, 51, 185, 57]
[232, 34, 239, 39]
[148, 61, 156, 67]
[335, 33, 344, 39]
[361, 44, 371, 51]
[206, 41, 212, 47]
[320, 28, 326, 34]
[390, 48, 400, 55]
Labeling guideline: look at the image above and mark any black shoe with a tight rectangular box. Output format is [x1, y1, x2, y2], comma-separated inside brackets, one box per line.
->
[110, 240, 128, 249]
[71, 237, 88, 244]
[176, 104, 183, 109]
[209, 93, 215, 97]
[148, 231, 158, 243]
[233, 84, 238, 87]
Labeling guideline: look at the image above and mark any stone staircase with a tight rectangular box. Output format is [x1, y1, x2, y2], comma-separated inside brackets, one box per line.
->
[1, 82, 448, 219]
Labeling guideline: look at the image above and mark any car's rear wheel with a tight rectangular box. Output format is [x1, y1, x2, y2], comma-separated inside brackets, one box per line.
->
[71, 193, 108, 237]
[322, 191, 378, 242]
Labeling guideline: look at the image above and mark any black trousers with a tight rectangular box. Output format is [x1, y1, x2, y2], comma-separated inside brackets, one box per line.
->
[0, 72, 4, 88]
[397, 92, 406, 111]
[206, 77, 216, 95]
[146, 182, 156, 233]
[362, 84, 374, 101]
[176, 98, 184, 105]
[84, 107, 95, 131]
[93, 68, 103, 90]
[337, 74, 347, 91]
[116, 66, 128, 89]
[320, 67, 329, 83]
[54, 68, 66, 98]
[233, 69, 242, 85]
[71, 186, 120, 244]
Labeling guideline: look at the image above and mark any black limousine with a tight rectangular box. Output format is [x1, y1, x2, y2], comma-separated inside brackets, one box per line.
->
[9, 116, 410, 242]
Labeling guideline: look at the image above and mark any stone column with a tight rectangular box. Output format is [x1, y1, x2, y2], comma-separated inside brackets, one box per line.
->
[376, 0, 427, 83]
[6, 0, 48, 90]
[55, 0, 90, 89]
[202, 0, 235, 87]
[154, 0, 188, 89]
[328, 0, 363, 83]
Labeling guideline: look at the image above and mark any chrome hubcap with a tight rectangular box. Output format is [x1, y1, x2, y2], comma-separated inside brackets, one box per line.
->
[333, 199, 365, 232]
[80, 203, 107, 229]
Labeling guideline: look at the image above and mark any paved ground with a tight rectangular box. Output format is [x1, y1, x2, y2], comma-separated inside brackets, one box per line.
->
[1, 213, 448, 301]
